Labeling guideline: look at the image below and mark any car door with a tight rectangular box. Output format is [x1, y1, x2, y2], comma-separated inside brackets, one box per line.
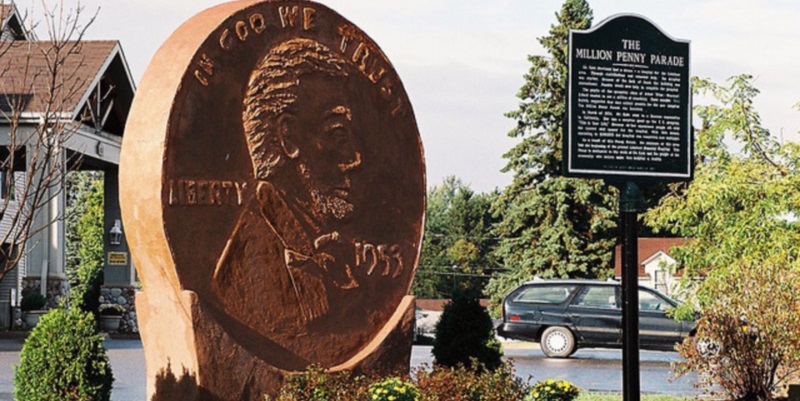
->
[502, 284, 578, 340]
[567, 285, 621, 346]
[638, 288, 683, 349]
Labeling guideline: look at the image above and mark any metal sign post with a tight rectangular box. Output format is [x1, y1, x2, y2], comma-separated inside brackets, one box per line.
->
[564, 14, 692, 401]
[620, 182, 644, 401]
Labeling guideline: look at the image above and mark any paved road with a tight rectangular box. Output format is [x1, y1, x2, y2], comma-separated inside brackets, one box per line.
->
[501, 346, 700, 396]
[0, 339, 699, 400]
[0, 338, 21, 401]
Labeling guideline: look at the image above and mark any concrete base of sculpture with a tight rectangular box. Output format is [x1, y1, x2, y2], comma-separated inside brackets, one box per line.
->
[137, 289, 416, 401]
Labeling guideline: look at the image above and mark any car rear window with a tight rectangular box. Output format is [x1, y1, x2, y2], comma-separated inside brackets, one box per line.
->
[513, 285, 575, 304]
[572, 286, 618, 309]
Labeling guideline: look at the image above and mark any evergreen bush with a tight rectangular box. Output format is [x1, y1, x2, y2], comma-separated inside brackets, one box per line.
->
[14, 307, 114, 401]
[20, 292, 46, 311]
[432, 288, 502, 370]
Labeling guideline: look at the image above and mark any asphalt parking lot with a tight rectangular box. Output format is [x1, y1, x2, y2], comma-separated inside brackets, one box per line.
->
[0, 338, 699, 401]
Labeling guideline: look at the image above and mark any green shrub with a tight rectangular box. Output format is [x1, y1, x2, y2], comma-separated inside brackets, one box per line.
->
[267, 365, 371, 401]
[20, 292, 46, 311]
[14, 307, 114, 401]
[432, 288, 502, 370]
[525, 379, 580, 401]
[268, 362, 528, 401]
[70, 179, 104, 315]
[414, 361, 529, 401]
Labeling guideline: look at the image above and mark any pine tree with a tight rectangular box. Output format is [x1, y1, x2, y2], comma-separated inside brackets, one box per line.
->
[486, 0, 618, 312]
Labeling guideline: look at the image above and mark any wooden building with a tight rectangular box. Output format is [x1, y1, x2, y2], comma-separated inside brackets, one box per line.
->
[0, 2, 136, 329]
[613, 237, 692, 297]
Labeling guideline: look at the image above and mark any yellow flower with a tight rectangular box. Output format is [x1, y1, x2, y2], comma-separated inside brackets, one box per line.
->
[388, 396, 396, 401]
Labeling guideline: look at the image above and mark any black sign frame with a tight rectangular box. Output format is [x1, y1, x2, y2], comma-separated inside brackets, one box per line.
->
[564, 14, 692, 183]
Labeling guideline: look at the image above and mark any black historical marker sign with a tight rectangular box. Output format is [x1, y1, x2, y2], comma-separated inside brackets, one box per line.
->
[565, 14, 692, 182]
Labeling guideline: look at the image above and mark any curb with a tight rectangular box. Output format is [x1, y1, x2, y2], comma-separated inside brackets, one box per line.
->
[501, 341, 540, 350]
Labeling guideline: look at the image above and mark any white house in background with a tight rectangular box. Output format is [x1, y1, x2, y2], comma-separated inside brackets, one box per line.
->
[0, 2, 136, 330]
[614, 237, 692, 297]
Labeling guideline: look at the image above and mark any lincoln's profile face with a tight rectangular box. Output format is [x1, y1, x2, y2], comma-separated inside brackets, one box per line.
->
[243, 38, 361, 226]
[277, 74, 362, 223]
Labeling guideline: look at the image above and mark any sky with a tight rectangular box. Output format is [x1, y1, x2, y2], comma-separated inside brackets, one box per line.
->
[12, 0, 800, 193]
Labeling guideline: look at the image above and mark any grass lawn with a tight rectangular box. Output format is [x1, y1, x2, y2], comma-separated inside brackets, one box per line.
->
[579, 393, 693, 401]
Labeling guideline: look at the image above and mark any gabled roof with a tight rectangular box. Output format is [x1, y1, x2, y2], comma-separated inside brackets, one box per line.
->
[614, 237, 691, 277]
[0, 40, 135, 135]
[1, 3, 27, 40]
[640, 250, 676, 268]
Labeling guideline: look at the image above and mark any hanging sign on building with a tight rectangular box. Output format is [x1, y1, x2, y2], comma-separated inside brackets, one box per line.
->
[107, 252, 128, 266]
[564, 14, 692, 182]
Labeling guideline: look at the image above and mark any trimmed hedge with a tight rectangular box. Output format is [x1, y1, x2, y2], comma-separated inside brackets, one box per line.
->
[14, 307, 114, 401]
[432, 288, 502, 370]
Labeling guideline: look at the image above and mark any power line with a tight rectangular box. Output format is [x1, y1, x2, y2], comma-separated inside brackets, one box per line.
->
[423, 232, 509, 241]
[417, 265, 509, 272]
[415, 271, 498, 279]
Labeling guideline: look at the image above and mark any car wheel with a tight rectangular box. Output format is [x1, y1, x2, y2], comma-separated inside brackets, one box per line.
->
[540, 326, 575, 358]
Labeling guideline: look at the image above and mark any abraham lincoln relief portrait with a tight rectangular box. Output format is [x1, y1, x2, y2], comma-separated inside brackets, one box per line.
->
[211, 38, 381, 345]
[152, 2, 424, 370]
[123, 3, 425, 398]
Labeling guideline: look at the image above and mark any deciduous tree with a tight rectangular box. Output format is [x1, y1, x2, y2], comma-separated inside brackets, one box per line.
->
[645, 75, 800, 399]
[412, 177, 500, 298]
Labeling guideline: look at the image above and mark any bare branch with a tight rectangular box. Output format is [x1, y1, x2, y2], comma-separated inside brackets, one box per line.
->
[0, 0, 97, 281]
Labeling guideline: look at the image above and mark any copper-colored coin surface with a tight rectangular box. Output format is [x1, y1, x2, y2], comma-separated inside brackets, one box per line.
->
[127, 0, 424, 371]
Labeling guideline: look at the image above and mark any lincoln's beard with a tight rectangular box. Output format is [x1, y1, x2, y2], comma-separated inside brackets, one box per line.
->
[299, 162, 354, 222]
[310, 189, 354, 220]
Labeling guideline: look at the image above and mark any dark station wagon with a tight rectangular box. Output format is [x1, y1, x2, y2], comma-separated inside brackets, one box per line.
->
[497, 279, 695, 358]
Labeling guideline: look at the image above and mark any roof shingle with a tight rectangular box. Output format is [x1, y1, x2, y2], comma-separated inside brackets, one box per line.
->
[0, 40, 118, 114]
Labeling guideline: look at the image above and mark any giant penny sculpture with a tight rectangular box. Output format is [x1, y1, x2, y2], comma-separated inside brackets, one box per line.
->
[119, 1, 425, 399]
